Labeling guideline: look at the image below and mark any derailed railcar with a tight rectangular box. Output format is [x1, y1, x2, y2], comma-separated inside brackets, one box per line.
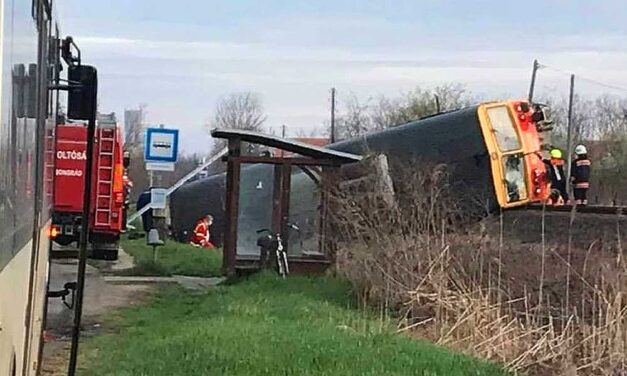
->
[170, 100, 551, 248]
[330, 100, 550, 210]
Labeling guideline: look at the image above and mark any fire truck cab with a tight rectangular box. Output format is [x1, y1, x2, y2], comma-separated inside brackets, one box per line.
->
[51, 113, 126, 260]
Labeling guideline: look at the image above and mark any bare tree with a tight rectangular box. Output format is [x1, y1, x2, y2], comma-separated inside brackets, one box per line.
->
[208, 92, 267, 132]
[329, 84, 472, 140]
[543, 93, 627, 204]
[205, 92, 268, 170]
[334, 93, 372, 139]
[369, 95, 407, 130]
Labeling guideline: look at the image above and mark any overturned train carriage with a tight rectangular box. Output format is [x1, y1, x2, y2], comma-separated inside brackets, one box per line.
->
[170, 100, 550, 252]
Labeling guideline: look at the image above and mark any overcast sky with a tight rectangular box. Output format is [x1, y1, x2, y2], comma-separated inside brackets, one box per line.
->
[56, 0, 627, 154]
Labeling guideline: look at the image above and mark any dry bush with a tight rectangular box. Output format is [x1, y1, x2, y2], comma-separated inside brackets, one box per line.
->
[328, 161, 627, 375]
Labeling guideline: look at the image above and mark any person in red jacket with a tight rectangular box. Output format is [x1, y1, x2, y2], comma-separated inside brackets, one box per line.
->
[190, 215, 215, 248]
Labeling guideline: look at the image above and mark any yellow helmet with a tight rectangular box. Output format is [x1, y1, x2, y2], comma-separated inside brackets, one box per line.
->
[550, 148, 562, 159]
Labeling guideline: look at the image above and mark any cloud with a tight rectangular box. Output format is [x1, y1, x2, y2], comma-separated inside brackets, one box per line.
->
[57, 3, 627, 154]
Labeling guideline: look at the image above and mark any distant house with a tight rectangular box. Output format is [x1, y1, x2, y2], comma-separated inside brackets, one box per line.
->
[271, 138, 330, 158]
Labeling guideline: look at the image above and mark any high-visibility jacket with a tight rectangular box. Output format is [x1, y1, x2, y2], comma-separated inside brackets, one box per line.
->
[191, 219, 215, 248]
[571, 156, 591, 189]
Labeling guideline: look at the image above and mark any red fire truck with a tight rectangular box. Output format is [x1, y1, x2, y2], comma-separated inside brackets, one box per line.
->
[51, 113, 126, 260]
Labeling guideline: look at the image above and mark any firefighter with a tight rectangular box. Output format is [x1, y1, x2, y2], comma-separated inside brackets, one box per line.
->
[571, 144, 591, 206]
[543, 148, 568, 205]
[121, 173, 133, 231]
[122, 150, 132, 231]
[190, 215, 215, 248]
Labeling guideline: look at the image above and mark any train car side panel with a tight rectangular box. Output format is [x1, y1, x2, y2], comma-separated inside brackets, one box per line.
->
[330, 105, 497, 211]
[0, 0, 56, 374]
[0, 0, 40, 373]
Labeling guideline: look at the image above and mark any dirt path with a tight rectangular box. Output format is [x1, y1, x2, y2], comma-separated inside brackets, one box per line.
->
[40, 258, 155, 375]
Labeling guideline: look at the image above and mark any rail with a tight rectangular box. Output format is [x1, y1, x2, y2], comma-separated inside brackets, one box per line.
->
[517, 204, 625, 216]
[126, 147, 228, 226]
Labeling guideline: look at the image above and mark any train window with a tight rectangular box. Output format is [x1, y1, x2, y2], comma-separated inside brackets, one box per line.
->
[487, 106, 521, 152]
[27, 63, 38, 118]
[502, 154, 527, 203]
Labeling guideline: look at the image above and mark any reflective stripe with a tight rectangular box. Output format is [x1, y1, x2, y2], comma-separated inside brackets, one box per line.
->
[575, 159, 590, 166]
[552, 165, 562, 181]
[575, 182, 590, 188]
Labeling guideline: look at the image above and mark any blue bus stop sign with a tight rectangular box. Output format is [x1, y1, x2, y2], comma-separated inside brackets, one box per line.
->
[144, 128, 179, 163]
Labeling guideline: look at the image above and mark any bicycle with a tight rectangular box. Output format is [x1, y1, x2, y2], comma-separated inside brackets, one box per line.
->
[256, 223, 299, 278]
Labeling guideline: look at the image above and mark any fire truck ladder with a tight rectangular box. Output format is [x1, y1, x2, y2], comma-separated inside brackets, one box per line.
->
[44, 124, 56, 204]
[94, 127, 116, 227]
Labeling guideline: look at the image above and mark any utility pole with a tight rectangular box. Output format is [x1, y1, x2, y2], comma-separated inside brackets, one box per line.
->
[281, 124, 287, 158]
[68, 66, 98, 376]
[434, 94, 441, 113]
[330, 87, 336, 143]
[528, 59, 540, 103]
[566, 74, 576, 182]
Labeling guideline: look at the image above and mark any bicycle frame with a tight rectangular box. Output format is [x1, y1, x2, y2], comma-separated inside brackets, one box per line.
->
[256, 224, 299, 278]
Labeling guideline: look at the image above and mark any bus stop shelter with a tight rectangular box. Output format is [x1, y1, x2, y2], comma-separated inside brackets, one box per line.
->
[211, 129, 362, 276]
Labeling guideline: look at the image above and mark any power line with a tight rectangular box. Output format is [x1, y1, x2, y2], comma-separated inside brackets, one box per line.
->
[576, 76, 627, 94]
[538, 62, 627, 94]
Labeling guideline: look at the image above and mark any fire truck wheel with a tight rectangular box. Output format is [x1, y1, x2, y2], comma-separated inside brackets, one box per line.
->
[90, 248, 119, 261]
[54, 235, 75, 246]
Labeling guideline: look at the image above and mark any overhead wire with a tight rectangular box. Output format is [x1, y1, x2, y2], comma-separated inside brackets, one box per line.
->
[537, 62, 627, 95]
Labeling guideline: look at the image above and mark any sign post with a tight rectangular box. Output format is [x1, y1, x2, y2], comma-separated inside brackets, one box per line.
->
[144, 127, 179, 245]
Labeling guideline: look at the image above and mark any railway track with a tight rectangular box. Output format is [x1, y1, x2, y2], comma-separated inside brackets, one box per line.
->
[515, 204, 626, 216]
[501, 204, 626, 249]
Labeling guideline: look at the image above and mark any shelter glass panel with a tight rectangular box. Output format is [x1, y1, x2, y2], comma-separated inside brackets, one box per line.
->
[236, 164, 274, 256]
[287, 166, 322, 257]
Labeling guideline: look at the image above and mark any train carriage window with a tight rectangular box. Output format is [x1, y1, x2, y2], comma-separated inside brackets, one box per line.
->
[503, 154, 527, 203]
[487, 106, 521, 152]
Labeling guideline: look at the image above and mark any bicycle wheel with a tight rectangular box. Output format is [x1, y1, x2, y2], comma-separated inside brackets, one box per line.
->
[281, 251, 289, 276]
[276, 250, 286, 278]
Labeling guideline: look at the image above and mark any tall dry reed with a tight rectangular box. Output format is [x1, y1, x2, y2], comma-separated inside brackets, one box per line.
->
[328, 160, 627, 375]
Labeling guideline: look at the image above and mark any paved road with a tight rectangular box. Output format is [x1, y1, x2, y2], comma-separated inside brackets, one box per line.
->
[42, 254, 153, 375]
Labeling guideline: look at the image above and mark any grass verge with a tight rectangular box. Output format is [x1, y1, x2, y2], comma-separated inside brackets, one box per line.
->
[119, 236, 222, 277]
[79, 273, 508, 376]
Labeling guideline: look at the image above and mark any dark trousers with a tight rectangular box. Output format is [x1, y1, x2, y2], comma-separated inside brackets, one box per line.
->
[554, 181, 569, 201]
[574, 188, 588, 205]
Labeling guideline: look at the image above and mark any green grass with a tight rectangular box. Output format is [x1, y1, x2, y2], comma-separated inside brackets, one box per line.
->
[119, 236, 222, 277]
[79, 273, 508, 376]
